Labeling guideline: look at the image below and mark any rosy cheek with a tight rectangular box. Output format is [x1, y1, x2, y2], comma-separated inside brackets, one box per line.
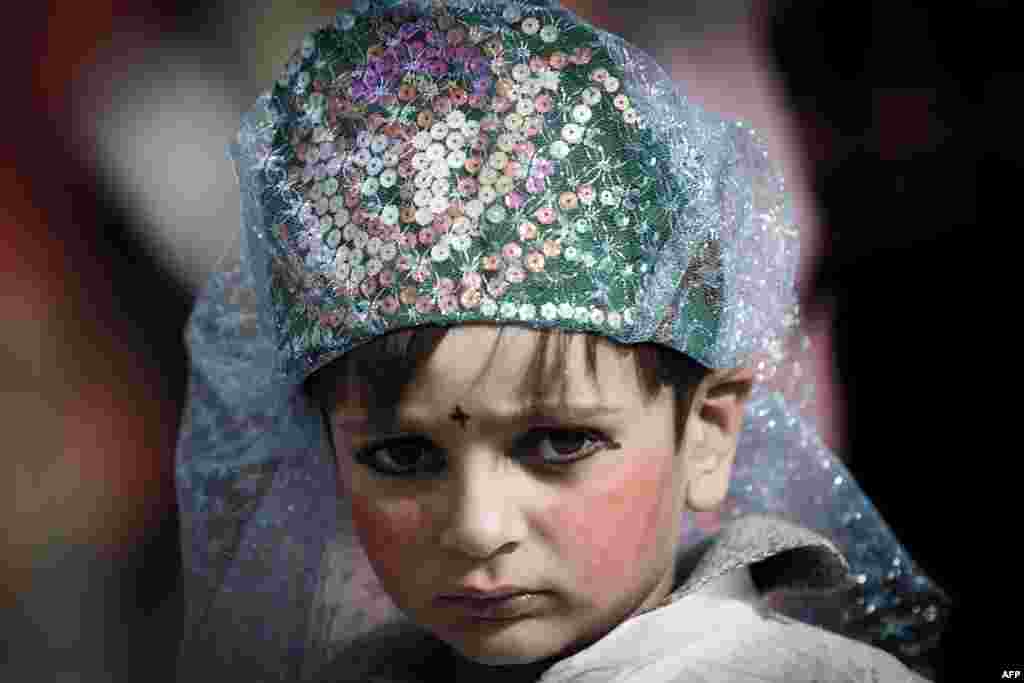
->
[350, 492, 427, 589]
[545, 453, 669, 605]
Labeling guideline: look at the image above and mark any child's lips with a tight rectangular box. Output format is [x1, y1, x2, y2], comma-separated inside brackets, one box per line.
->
[436, 591, 552, 620]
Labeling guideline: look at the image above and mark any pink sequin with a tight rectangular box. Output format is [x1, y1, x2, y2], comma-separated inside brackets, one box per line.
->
[415, 295, 435, 313]
[436, 277, 456, 296]
[502, 242, 523, 261]
[534, 94, 553, 113]
[446, 28, 465, 46]
[505, 264, 526, 284]
[504, 192, 524, 210]
[378, 296, 399, 315]
[432, 96, 452, 115]
[518, 221, 538, 241]
[417, 227, 435, 246]
[534, 207, 556, 224]
[412, 266, 430, 284]
[572, 47, 593, 65]
[461, 272, 483, 290]
[438, 293, 459, 314]
[534, 158, 555, 177]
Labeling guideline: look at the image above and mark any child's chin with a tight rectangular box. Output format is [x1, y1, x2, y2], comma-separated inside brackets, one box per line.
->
[446, 625, 565, 666]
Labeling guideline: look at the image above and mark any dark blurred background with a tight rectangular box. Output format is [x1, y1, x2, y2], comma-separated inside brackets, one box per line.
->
[767, 2, 1016, 679]
[5, 0, 1008, 680]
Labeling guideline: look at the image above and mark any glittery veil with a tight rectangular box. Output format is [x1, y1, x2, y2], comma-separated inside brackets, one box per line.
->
[174, 1, 952, 680]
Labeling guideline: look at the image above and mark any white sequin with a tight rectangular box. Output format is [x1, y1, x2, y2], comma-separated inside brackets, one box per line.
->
[550, 140, 571, 159]
[430, 123, 449, 140]
[572, 104, 592, 124]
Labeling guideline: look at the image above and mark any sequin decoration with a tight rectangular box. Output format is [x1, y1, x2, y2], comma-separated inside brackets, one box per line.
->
[253, 0, 734, 378]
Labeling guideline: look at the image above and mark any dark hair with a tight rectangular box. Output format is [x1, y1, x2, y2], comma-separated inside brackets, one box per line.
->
[304, 323, 710, 453]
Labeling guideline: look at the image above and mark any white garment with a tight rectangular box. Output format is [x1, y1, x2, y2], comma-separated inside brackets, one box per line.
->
[539, 590, 928, 682]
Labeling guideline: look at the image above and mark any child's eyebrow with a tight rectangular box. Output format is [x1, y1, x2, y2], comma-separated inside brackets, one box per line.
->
[334, 401, 624, 435]
[399, 402, 625, 436]
[458, 401, 624, 423]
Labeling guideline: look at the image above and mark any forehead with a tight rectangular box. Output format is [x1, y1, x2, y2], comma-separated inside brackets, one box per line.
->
[403, 324, 640, 410]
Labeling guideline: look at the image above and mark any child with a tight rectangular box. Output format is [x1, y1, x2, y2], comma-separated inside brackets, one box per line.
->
[174, 1, 951, 681]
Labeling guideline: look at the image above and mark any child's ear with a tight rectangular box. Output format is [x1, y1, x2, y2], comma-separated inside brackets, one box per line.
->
[681, 367, 755, 511]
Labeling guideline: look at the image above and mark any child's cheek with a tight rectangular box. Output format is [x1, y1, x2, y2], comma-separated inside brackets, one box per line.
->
[545, 453, 669, 605]
[350, 492, 427, 590]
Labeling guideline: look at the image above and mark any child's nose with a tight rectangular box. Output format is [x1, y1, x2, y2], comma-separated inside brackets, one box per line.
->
[437, 457, 527, 560]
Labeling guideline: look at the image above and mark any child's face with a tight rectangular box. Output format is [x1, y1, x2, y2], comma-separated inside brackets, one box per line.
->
[330, 325, 709, 667]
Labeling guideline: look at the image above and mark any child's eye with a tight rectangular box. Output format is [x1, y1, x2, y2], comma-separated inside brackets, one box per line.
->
[354, 428, 618, 478]
[354, 438, 444, 477]
[515, 428, 616, 466]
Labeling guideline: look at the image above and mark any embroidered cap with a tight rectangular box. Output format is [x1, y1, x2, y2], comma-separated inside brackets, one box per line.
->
[239, 0, 794, 383]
